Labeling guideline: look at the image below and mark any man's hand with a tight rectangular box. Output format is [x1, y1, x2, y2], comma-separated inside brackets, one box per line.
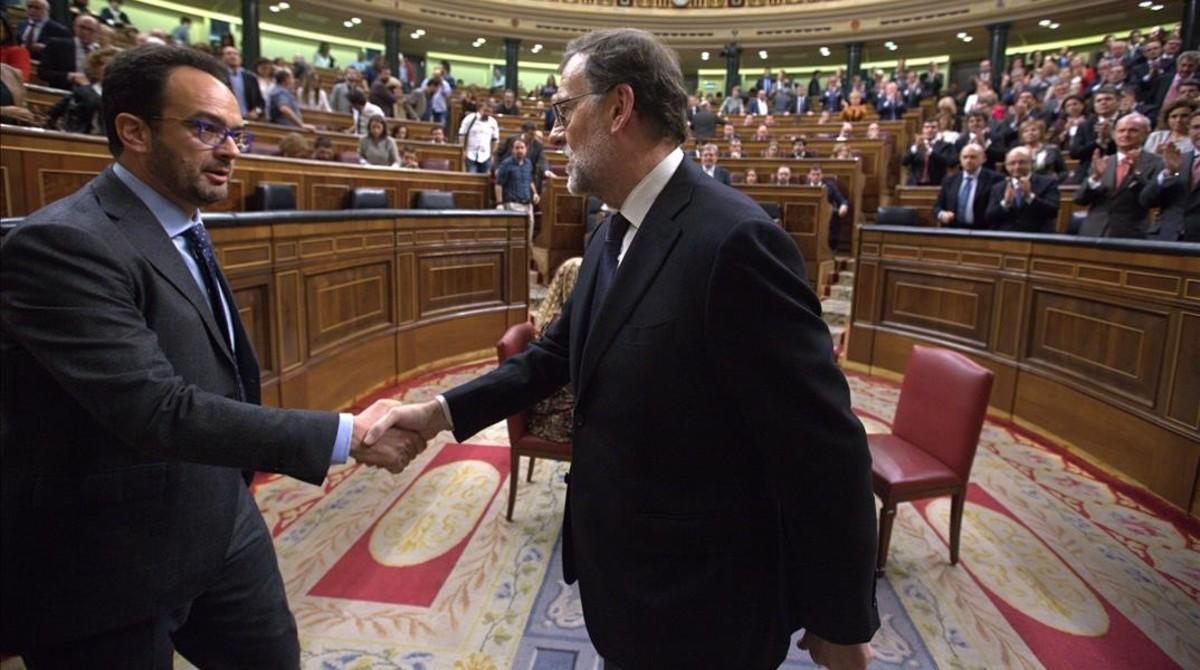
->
[1091, 149, 1110, 181]
[363, 399, 449, 446]
[532, 193, 541, 205]
[797, 632, 872, 670]
[1004, 179, 1016, 206]
[67, 72, 88, 86]
[838, 204, 849, 218]
[1019, 176, 1032, 198]
[349, 401, 430, 474]
[938, 210, 955, 224]
[1162, 141, 1183, 174]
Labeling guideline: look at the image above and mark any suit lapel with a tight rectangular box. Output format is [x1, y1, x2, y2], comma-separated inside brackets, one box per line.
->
[574, 160, 691, 401]
[92, 167, 238, 367]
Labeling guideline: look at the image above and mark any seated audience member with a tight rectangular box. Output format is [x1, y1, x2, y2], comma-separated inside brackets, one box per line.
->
[986, 146, 1060, 233]
[1178, 78, 1200, 102]
[400, 149, 420, 169]
[297, 71, 331, 112]
[761, 139, 781, 158]
[835, 121, 853, 141]
[495, 89, 521, 115]
[753, 123, 771, 141]
[268, 69, 314, 130]
[347, 88, 384, 135]
[902, 120, 952, 186]
[392, 124, 408, 140]
[1, 14, 31, 82]
[875, 81, 907, 120]
[840, 90, 869, 122]
[38, 14, 100, 90]
[698, 143, 731, 185]
[807, 165, 849, 249]
[774, 165, 792, 184]
[1019, 119, 1067, 182]
[934, 143, 1002, 228]
[312, 135, 336, 161]
[832, 143, 855, 160]
[526, 257, 583, 442]
[279, 132, 313, 159]
[865, 122, 882, 140]
[1148, 110, 1200, 241]
[1144, 98, 1197, 154]
[744, 168, 759, 184]
[726, 136, 743, 159]
[720, 123, 737, 142]
[358, 115, 399, 167]
[0, 62, 40, 125]
[429, 126, 447, 144]
[1075, 113, 1172, 238]
[790, 137, 816, 159]
[44, 46, 115, 135]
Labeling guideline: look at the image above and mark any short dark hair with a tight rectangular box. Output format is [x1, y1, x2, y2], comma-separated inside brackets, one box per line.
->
[314, 136, 333, 149]
[102, 45, 229, 157]
[561, 28, 689, 145]
[966, 110, 990, 125]
[347, 89, 366, 106]
[180, 16, 191, 24]
[273, 68, 291, 84]
[1093, 85, 1118, 98]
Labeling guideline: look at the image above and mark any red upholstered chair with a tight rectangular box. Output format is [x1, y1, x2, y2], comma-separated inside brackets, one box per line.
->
[870, 345, 994, 576]
[497, 322, 573, 521]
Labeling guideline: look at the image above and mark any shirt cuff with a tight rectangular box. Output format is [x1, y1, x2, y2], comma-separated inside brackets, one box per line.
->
[330, 412, 353, 464]
[1087, 177, 1102, 189]
[435, 394, 455, 431]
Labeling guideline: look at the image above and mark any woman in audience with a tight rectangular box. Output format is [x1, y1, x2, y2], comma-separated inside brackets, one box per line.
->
[391, 123, 409, 141]
[744, 169, 759, 185]
[525, 258, 582, 444]
[832, 143, 855, 160]
[761, 139, 781, 159]
[358, 115, 399, 167]
[298, 71, 331, 112]
[0, 14, 31, 82]
[1144, 99, 1197, 155]
[540, 74, 557, 99]
[1018, 119, 1067, 183]
[0, 62, 40, 126]
[1049, 94, 1086, 148]
[45, 47, 116, 135]
[279, 132, 313, 159]
[840, 89, 869, 122]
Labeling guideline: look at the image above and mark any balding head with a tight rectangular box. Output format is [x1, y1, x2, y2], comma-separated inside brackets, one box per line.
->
[26, 0, 49, 20]
[75, 15, 100, 46]
[1115, 113, 1151, 151]
[1005, 146, 1032, 177]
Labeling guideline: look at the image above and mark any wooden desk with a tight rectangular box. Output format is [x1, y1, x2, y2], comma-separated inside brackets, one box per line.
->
[894, 183, 1087, 232]
[848, 225, 1200, 514]
[734, 184, 835, 295]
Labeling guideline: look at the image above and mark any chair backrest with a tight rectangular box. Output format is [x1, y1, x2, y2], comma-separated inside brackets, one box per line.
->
[347, 187, 389, 209]
[876, 206, 920, 227]
[419, 157, 451, 171]
[413, 190, 456, 209]
[892, 345, 994, 480]
[338, 151, 360, 164]
[249, 183, 297, 211]
[496, 321, 538, 443]
[251, 142, 281, 157]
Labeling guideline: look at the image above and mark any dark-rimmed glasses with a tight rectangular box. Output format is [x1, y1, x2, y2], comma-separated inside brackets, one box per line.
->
[551, 89, 606, 130]
[149, 116, 254, 152]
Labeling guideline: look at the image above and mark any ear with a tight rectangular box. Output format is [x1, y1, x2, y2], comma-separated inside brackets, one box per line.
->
[609, 83, 635, 134]
[114, 112, 152, 156]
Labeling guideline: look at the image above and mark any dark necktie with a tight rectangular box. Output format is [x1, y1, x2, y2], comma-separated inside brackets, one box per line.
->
[957, 174, 974, 225]
[182, 222, 245, 399]
[589, 213, 631, 331]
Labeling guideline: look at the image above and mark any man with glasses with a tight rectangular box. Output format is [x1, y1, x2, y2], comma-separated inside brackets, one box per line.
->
[358, 28, 878, 670]
[0, 45, 422, 665]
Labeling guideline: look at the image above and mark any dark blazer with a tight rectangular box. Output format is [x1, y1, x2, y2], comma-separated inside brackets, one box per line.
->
[953, 131, 1003, 171]
[874, 96, 907, 120]
[1074, 150, 1168, 238]
[443, 157, 878, 668]
[985, 173, 1060, 233]
[44, 82, 103, 134]
[98, 6, 132, 28]
[699, 164, 732, 185]
[1069, 115, 1120, 176]
[690, 109, 720, 140]
[15, 17, 71, 49]
[901, 140, 951, 186]
[1030, 144, 1069, 182]
[230, 68, 266, 117]
[933, 168, 1002, 228]
[0, 168, 338, 647]
[37, 36, 84, 90]
[815, 177, 848, 247]
[819, 88, 844, 113]
[1148, 151, 1200, 241]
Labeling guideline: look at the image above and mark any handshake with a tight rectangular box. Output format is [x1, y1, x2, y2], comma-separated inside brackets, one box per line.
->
[347, 399, 451, 473]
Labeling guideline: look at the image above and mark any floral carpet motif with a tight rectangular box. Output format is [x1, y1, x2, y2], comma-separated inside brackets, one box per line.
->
[160, 362, 1198, 670]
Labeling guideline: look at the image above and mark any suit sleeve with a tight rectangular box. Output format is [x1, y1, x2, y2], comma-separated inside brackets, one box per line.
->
[1032, 180, 1060, 220]
[705, 219, 879, 644]
[984, 182, 1009, 226]
[0, 222, 338, 485]
[36, 41, 72, 90]
[932, 180, 952, 220]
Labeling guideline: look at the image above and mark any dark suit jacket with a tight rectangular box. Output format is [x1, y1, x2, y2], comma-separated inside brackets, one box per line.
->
[874, 96, 907, 120]
[985, 173, 1060, 233]
[230, 68, 266, 117]
[819, 89, 844, 113]
[700, 164, 732, 185]
[933, 168, 1002, 228]
[37, 36, 84, 90]
[690, 109, 720, 140]
[443, 157, 878, 668]
[0, 168, 338, 647]
[901, 140, 951, 186]
[1149, 151, 1200, 241]
[15, 18, 71, 48]
[1069, 115, 1120, 176]
[44, 82, 103, 134]
[1074, 151, 1168, 238]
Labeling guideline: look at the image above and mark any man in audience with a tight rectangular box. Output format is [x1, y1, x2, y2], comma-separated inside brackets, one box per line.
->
[329, 66, 364, 114]
[1149, 110, 1200, 241]
[496, 89, 521, 115]
[902, 120, 951, 186]
[721, 122, 737, 142]
[313, 135, 336, 161]
[819, 74, 844, 112]
[807, 165, 849, 249]
[459, 99, 499, 174]
[753, 123, 771, 141]
[698, 142, 731, 185]
[874, 81, 907, 120]
[429, 126, 446, 144]
[954, 110, 1001, 169]
[422, 65, 452, 122]
[37, 13, 99, 90]
[494, 137, 538, 239]
[170, 15, 191, 45]
[497, 121, 551, 191]
[749, 87, 770, 115]
[866, 122, 881, 140]
[985, 146, 1060, 233]
[16, 0, 71, 57]
[727, 136, 744, 158]
[402, 77, 439, 121]
[690, 99, 720, 141]
[253, 57, 274, 102]
[268, 68, 313, 130]
[790, 137, 816, 159]
[357, 28, 877, 670]
[720, 85, 744, 116]
[0, 43, 420, 665]
[368, 65, 398, 117]
[934, 143, 1002, 228]
[1075, 113, 1170, 238]
[775, 164, 793, 184]
[347, 88, 384, 135]
[400, 149, 420, 169]
[43, 46, 114, 135]
[1070, 86, 1121, 177]
[221, 46, 264, 120]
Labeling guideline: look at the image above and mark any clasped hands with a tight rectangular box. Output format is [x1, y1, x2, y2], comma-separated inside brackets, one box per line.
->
[348, 399, 448, 473]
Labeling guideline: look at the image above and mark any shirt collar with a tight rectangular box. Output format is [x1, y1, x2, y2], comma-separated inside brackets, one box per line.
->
[112, 162, 200, 238]
[615, 147, 684, 232]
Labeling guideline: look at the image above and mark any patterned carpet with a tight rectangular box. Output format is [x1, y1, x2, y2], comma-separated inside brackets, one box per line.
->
[28, 360, 1184, 670]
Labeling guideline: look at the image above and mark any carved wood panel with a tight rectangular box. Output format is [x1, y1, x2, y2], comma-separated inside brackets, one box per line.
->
[276, 270, 303, 370]
[305, 261, 394, 356]
[881, 269, 993, 347]
[38, 169, 94, 206]
[1166, 312, 1200, 430]
[417, 252, 504, 317]
[231, 282, 273, 377]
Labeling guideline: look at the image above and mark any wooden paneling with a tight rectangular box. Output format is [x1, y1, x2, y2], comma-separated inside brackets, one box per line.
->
[305, 261, 394, 356]
[418, 252, 505, 316]
[850, 226, 1200, 513]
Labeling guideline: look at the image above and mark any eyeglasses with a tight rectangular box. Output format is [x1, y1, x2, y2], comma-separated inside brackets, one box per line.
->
[551, 88, 609, 130]
[149, 117, 254, 152]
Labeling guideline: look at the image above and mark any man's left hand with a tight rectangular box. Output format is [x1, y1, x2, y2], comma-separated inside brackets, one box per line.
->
[532, 193, 540, 205]
[797, 631, 872, 670]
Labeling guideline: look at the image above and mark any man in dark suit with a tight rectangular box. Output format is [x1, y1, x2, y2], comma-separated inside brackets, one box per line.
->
[15, 0, 71, 56]
[874, 81, 907, 120]
[807, 165, 849, 250]
[220, 45, 265, 119]
[985, 147, 1060, 233]
[953, 111, 1004, 171]
[934, 143, 1002, 228]
[689, 99, 721, 141]
[37, 14, 100, 90]
[1069, 86, 1121, 181]
[362, 28, 878, 670]
[819, 77, 845, 113]
[901, 120, 952, 186]
[1149, 134, 1200, 241]
[0, 45, 419, 665]
[697, 142, 732, 185]
[1075, 113, 1171, 238]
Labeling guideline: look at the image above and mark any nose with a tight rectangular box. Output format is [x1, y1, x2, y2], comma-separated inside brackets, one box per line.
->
[215, 133, 241, 159]
[548, 123, 566, 149]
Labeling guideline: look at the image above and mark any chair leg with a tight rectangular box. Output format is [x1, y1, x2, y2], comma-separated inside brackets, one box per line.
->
[506, 453, 519, 521]
[526, 456, 536, 482]
[949, 490, 966, 566]
[876, 499, 896, 578]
